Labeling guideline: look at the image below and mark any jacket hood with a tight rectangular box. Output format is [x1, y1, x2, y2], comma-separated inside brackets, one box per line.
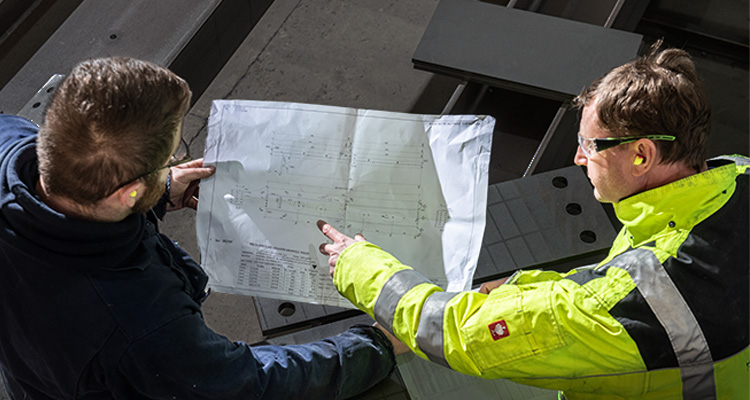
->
[0, 136, 147, 270]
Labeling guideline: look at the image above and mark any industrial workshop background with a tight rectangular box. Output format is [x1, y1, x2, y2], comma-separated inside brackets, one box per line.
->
[0, 1, 746, 399]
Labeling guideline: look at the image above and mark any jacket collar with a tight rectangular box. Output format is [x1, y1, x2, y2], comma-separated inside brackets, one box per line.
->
[613, 160, 740, 246]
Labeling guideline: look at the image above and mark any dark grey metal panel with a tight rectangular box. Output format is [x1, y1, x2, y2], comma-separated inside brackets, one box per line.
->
[475, 165, 617, 279]
[0, 0, 222, 114]
[412, 0, 643, 101]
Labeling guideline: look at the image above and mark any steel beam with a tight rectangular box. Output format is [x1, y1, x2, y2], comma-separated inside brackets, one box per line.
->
[0, 0, 273, 115]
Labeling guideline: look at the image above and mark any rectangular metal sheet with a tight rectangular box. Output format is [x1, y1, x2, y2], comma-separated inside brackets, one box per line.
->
[412, 0, 643, 101]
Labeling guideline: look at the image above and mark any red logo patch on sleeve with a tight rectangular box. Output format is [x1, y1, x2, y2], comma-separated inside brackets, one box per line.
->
[488, 319, 510, 340]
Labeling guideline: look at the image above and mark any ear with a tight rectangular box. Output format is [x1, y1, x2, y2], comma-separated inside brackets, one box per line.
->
[114, 181, 145, 209]
[631, 139, 658, 177]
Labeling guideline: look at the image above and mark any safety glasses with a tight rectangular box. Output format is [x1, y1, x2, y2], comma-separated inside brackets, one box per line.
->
[577, 134, 676, 158]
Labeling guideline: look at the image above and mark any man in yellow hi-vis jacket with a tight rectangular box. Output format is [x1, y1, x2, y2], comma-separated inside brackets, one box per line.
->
[317, 43, 749, 399]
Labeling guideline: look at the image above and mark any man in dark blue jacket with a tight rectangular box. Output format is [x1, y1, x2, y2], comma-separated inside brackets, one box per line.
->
[0, 57, 397, 399]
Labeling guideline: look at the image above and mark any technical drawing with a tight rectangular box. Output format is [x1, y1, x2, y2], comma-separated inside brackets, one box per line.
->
[198, 100, 495, 306]
[249, 130, 442, 238]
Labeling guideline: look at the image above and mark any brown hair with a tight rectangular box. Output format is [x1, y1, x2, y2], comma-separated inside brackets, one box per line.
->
[37, 57, 191, 204]
[574, 42, 711, 170]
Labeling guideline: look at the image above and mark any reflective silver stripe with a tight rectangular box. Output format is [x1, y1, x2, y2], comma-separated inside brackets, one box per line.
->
[709, 155, 750, 170]
[416, 292, 459, 368]
[373, 269, 430, 332]
[610, 248, 716, 398]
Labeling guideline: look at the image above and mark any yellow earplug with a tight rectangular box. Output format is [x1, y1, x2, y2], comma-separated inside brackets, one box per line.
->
[130, 190, 138, 198]
[634, 155, 644, 166]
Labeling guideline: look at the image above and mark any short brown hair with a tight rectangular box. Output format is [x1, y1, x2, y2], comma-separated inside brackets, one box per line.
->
[38, 57, 191, 204]
[574, 42, 711, 170]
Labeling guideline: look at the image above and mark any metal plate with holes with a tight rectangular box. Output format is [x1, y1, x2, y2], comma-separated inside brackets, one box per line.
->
[16, 74, 65, 126]
[475, 165, 617, 279]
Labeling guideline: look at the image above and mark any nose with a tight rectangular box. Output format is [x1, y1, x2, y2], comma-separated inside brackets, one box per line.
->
[574, 145, 588, 166]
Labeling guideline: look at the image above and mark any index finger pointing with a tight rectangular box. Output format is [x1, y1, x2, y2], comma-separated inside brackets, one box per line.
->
[316, 220, 345, 242]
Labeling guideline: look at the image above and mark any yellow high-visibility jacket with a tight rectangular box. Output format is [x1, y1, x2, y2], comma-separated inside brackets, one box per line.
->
[334, 156, 749, 399]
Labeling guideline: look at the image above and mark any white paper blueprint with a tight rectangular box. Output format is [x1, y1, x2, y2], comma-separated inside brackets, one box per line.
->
[197, 100, 493, 307]
[397, 354, 558, 400]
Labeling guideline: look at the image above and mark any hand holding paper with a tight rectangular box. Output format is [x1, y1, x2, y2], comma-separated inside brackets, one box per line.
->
[168, 159, 216, 211]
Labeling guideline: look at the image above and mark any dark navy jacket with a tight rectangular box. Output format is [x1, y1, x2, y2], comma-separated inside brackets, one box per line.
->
[0, 115, 395, 399]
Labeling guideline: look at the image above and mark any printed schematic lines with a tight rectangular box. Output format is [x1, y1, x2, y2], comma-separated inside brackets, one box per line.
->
[254, 181, 427, 238]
